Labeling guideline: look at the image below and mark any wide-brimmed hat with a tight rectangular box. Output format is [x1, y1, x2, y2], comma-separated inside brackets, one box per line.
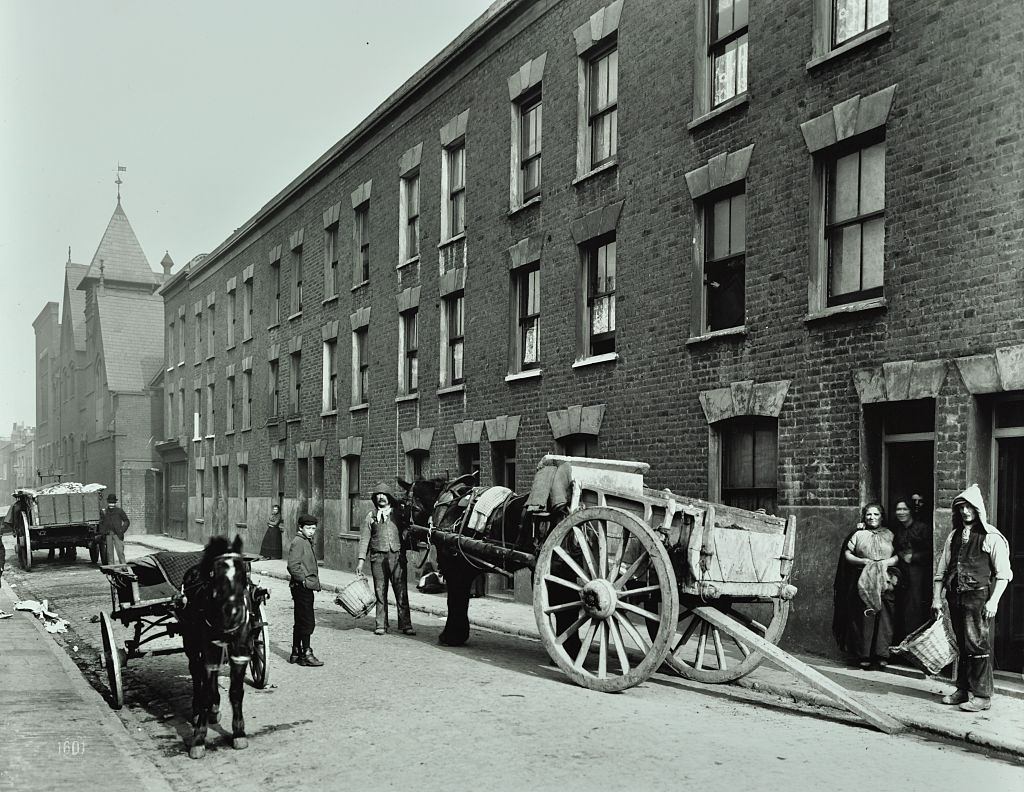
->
[369, 482, 398, 505]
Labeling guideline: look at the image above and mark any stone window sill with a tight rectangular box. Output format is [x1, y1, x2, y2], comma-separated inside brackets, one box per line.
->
[395, 393, 419, 404]
[397, 256, 420, 271]
[235, 522, 248, 529]
[241, 426, 252, 433]
[194, 518, 205, 525]
[352, 280, 369, 292]
[321, 409, 338, 417]
[288, 311, 303, 322]
[688, 93, 749, 132]
[572, 352, 619, 369]
[509, 195, 542, 217]
[350, 402, 369, 413]
[806, 24, 891, 71]
[224, 429, 235, 436]
[243, 336, 253, 344]
[686, 325, 748, 346]
[166, 367, 175, 373]
[437, 383, 465, 396]
[323, 295, 339, 306]
[505, 368, 542, 382]
[804, 297, 887, 324]
[285, 413, 302, 424]
[573, 160, 617, 187]
[267, 323, 280, 331]
[438, 233, 467, 250]
[225, 344, 236, 352]
[204, 434, 215, 440]
[206, 354, 215, 361]
[177, 361, 185, 367]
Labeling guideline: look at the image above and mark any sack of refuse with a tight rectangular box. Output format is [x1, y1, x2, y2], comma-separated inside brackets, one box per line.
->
[15, 599, 71, 633]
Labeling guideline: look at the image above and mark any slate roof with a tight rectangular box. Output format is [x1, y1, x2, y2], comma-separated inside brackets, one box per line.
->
[95, 291, 164, 392]
[62, 263, 88, 352]
[78, 200, 161, 288]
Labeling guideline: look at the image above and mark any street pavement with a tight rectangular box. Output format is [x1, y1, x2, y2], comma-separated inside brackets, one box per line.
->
[1, 531, 1022, 792]
[0, 575, 172, 792]
[125, 532, 1024, 757]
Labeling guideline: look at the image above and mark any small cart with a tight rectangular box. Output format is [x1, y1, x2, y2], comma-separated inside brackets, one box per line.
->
[99, 550, 270, 709]
[10, 484, 106, 570]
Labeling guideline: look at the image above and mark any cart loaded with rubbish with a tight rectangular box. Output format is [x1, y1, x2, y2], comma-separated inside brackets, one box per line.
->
[8, 482, 106, 570]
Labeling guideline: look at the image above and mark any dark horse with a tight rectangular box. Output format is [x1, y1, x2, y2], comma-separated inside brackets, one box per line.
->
[176, 535, 255, 759]
[400, 468, 570, 647]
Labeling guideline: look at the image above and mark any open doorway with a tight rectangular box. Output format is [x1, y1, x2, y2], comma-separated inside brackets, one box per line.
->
[993, 398, 1024, 673]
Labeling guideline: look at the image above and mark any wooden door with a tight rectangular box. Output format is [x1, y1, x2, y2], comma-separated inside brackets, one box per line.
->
[995, 436, 1023, 673]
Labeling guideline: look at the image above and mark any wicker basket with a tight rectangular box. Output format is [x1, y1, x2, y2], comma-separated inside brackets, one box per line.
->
[891, 614, 958, 675]
[335, 577, 375, 618]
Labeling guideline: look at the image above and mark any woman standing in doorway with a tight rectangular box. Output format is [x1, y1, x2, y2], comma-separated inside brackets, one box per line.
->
[891, 497, 933, 642]
[833, 503, 900, 669]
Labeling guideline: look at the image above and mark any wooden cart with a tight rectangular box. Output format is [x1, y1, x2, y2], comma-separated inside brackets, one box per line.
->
[409, 455, 902, 733]
[10, 485, 106, 570]
[98, 551, 270, 709]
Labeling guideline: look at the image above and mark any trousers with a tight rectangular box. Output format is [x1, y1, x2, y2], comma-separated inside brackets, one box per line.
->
[370, 550, 412, 631]
[949, 587, 994, 698]
[291, 582, 315, 649]
[102, 534, 126, 565]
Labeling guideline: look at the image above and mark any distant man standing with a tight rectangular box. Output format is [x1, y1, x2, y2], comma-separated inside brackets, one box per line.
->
[287, 514, 324, 667]
[356, 483, 414, 636]
[99, 494, 129, 564]
[932, 484, 1012, 712]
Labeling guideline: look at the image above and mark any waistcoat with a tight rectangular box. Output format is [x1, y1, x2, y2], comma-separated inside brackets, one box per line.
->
[944, 525, 992, 591]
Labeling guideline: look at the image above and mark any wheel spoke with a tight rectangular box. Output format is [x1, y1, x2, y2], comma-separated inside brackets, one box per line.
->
[556, 613, 589, 646]
[543, 573, 582, 592]
[574, 620, 599, 669]
[613, 548, 650, 588]
[616, 584, 661, 598]
[572, 525, 599, 580]
[617, 600, 661, 623]
[712, 628, 727, 670]
[731, 634, 751, 658]
[607, 617, 630, 674]
[598, 622, 608, 678]
[695, 623, 709, 670]
[613, 611, 650, 653]
[543, 600, 583, 615]
[678, 613, 702, 646]
[596, 521, 608, 580]
[553, 546, 591, 584]
[608, 529, 628, 581]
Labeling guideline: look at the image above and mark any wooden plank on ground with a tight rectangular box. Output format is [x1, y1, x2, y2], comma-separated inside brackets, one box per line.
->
[693, 605, 905, 735]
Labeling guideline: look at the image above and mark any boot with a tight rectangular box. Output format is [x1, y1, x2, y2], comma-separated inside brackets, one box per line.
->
[300, 647, 324, 667]
[288, 645, 301, 664]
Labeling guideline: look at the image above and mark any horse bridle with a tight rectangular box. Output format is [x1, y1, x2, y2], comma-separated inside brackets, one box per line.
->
[204, 552, 251, 637]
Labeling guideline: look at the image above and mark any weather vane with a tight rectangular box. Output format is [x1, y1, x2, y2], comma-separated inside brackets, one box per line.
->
[114, 163, 126, 201]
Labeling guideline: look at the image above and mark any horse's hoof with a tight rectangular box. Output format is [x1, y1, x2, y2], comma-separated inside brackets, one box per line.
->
[232, 737, 249, 750]
[189, 745, 206, 760]
[207, 711, 220, 725]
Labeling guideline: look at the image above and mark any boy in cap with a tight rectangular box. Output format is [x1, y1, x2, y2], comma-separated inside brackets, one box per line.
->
[99, 494, 130, 564]
[356, 483, 415, 636]
[932, 484, 1012, 712]
[287, 514, 324, 667]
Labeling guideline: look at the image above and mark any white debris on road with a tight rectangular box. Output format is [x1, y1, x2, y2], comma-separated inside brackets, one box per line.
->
[14, 598, 71, 633]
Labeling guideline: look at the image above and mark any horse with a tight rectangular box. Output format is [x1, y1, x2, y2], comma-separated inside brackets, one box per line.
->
[176, 535, 255, 759]
[399, 470, 570, 647]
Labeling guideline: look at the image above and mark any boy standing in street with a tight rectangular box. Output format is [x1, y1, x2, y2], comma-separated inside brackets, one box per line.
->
[99, 494, 129, 564]
[932, 484, 1012, 712]
[287, 514, 324, 667]
[356, 483, 415, 636]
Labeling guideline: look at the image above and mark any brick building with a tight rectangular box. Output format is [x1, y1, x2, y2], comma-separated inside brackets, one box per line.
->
[34, 197, 169, 531]
[0, 424, 36, 495]
[159, 0, 1023, 665]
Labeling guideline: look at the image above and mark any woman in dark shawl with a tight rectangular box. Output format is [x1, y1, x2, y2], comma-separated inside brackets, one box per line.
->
[890, 497, 933, 642]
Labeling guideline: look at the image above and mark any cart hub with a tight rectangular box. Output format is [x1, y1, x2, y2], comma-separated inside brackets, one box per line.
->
[581, 578, 617, 620]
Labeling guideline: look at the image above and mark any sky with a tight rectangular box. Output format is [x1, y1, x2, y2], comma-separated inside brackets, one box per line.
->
[0, 0, 492, 435]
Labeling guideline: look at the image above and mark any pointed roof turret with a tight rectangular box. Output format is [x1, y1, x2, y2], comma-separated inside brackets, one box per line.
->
[78, 201, 161, 290]
[160, 251, 175, 280]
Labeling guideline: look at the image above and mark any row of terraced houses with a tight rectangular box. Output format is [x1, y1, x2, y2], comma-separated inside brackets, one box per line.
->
[37, 0, 1024, 667]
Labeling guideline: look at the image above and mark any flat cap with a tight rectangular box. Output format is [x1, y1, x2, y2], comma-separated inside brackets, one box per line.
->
[297, 514, 319, 526]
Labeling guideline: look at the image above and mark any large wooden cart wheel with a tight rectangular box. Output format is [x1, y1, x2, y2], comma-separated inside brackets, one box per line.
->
[16, 512, 32, 571]
[249, 601, 270, 689]
[664, 596, 790, 684]
[100, 612, 125, 709]
[534, 506, 679, 693]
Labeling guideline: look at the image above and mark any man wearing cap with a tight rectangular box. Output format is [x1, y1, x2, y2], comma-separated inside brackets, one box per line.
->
[356, 483, 415, 636]
[98, 494, 130, 565]
[287, 514, 324, 667]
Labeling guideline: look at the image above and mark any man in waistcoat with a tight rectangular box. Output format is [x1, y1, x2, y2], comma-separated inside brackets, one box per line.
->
[932, 484, 1012, 712]
[356, 483, 414, 636]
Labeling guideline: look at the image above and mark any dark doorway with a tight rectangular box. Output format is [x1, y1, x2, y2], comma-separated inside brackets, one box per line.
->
[995, 436, 1023, 673]
[884, 442, 933, 521]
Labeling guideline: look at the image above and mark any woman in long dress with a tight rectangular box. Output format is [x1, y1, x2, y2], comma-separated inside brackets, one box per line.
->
[891, 497, 933, 642]
[833, 503, 900, 669]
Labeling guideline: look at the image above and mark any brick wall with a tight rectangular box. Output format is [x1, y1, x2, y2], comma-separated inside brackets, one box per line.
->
[160, 0, 1023, 656]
